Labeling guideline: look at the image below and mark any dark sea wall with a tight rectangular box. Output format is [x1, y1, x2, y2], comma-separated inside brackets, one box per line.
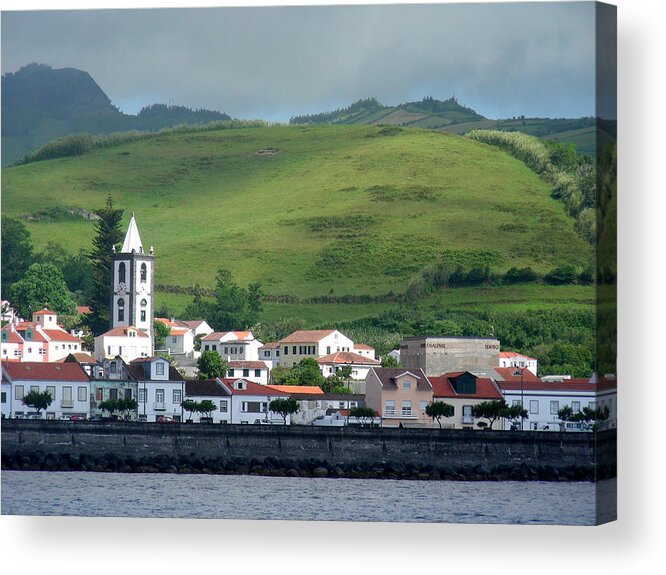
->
[0, 421, 616, 482]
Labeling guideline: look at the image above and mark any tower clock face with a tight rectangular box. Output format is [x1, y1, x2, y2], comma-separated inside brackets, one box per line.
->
[117, 282, 127, 294]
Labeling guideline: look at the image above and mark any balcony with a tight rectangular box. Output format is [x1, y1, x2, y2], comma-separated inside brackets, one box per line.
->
[153, 402, 166, 411]
[383, 410, 418, 419]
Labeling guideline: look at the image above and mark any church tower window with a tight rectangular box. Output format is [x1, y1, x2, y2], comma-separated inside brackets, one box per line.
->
[118, 262, 126, 284]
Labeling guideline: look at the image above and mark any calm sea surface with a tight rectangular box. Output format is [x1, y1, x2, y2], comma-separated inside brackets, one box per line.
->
[1, 471, 615, 525]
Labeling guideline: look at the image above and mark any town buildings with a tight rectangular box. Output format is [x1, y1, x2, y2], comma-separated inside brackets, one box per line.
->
[498, 351, 538, 376]
[316, 351, 380, 381]
[201, 331, 263, 361]
[278, 330, 354, 368]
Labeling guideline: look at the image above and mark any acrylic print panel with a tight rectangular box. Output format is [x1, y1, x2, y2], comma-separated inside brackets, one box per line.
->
[0, 1, 616, 525]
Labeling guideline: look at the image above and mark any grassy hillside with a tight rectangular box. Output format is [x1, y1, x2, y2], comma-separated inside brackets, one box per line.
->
[2, 124, 593, 310]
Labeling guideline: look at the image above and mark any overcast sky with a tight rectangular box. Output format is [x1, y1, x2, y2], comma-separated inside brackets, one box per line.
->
[1, 2, 597, 121]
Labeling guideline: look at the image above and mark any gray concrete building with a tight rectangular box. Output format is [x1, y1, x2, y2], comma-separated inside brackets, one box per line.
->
[399, 336, 500, 377]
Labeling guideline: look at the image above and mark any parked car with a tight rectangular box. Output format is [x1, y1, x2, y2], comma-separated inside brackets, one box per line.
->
[27, 413, 43, 420]
[253, 418, 273, 425]
[156, 415, 176, 423]
[69, 414, 87, 422]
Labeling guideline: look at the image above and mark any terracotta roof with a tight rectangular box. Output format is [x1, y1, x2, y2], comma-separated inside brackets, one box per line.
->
[42, 329, 82, 343]
[316, 351, 380, 365]
[218, 378, 288, 396]
[1, 327, 24, 344]
[201, 331, 226, 341]
[228, 331, 253, 340]
[2, 362, 89, 382]
[279, 330, 336, 343]
[185, 379, 230, 397]
[99, 326, 150, 338]
[13, 323, 49, 342]
[354, 343, 374, 350]
[491, 366, 540, 382]
[76, 306, 92, 315]
[266, 385, 324, 395]
[32, 308, 56, 316]
[227, 361, 269, 370]
[169, 328, 190, 336]
[430, 373, 502, 399]
[260, 342, 279, 348]
[370, 367, 432, 391]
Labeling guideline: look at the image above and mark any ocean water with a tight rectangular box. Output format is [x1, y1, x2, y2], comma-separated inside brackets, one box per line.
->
[1, 471, 615, 525]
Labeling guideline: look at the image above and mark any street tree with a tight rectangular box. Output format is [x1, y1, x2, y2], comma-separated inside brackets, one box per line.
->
[182, 399, 199, 421]
[425, 401, 454, 428]
[348, 406, 376, 427]
[472, 400, 508, 430]
[153, 320, 171, 350]
[22, 390, 53, 415]
[503, 403, 528, 430]
[10, 262, 77, 318]
[269, 397, 299, 425]
[197, 400, 217, 419]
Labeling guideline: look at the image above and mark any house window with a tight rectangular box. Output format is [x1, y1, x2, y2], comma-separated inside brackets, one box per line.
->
[110, 388, 118, 401]
[385, 400, 395, 416]
[254, 369, 261, 377]
[401, 400, 412, 416]
[39, 348, 46, 355]
[224, 347, 229, 354]
[156, 362, 165, 375]
[30, 385, 39, 394]
[550, 401, 560, 415]
[204, 345, 209, 351]
[62, 386, 73, 408]
[243, 369, 250, 377]
[117, 298, 125, 322]
[138, 389, 146, 403]
[78, 386, 87, 402]
[263, 351, 270, 358]
[140, 263, 147, 283]
[172, 337, 177, 344]
[110, 362, 117, 374]
[27, 347, 32, 354]
[173, 389, 182, 404]
[530, 400, 539, 414]
[283, 346, 288, 355]
[124, 389, 133, 401]
[572, 401, 581, 412]
[326, 346, 331, 354]
[588, 401, 596, 410]
[402, 380, 411, 390]
[462, 405, 473, 423]
[155, 389, 165, 403]
[118, 262, 126, 284]
[212, 345, 217, 351]
[292, 346, 297, 355]
[1, 392, 5, 403]
[15, 385, 24, 400]
[96, 388, 103, 401]
[46, 386, 56, 401]
[220, 400, 228, 413]
[420, 400, 428, 412]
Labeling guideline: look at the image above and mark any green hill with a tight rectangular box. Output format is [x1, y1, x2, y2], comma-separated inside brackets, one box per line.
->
[290, 96, 485, 128]
[1, 64, 231, 167]
[2, 124, 593, 314]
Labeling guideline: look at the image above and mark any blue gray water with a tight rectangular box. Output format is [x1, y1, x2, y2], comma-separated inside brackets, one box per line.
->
[1, 471, 614, 525]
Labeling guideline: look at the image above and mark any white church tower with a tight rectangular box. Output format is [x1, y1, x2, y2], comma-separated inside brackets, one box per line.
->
[110, 213, 155, 341]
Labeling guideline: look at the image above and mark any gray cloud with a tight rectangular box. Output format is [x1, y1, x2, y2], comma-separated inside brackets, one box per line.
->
[1, 3, 596, 120]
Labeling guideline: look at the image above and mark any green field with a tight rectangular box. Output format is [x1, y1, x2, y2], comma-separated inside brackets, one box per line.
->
[2, 124, 593, 319]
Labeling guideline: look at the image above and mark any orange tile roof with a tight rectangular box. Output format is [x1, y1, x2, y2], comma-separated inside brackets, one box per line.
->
[76, 306, 92, 315]
[32, 308, 56, 316]
[99, 326, 150, 338]
[499, 351, 536, 360]
[354, 343, 374, 350]
[316, 351, 380, 365]
[2, 362, 89, 382]
[492, 366, 540, 382]
[266, 385, 324, 395]
[42, 329, 82, 343]
[279, 330, 337, 343]
[1, 327, 24, 344]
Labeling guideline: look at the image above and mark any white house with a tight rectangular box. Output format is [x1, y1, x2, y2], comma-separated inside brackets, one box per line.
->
[495, 371, 617, 431]
[316, 350, 381, 381]
[1, 362, 91, 420]
[226, 361, 270, 385]
[352, 343, 376, 360]
[128, 357, 185, 422]
[155, 318, 195, 356]
[94, 326, 152, 363]
[181, 320, 214, 338]
[498, 351, 538, 376]
[185, 378, 289, 424]
[278, 329, 354, 368]
[266, 385, 325, 425]
[201, 331, 263, 362]
[258, 341, 280, 369]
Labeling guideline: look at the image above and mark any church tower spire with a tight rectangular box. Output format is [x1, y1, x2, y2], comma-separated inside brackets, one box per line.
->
[110, 212, 155, 352]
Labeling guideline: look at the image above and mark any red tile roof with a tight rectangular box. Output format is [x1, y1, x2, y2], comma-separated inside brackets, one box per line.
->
[266, 385, 324, 396]
[497, 378, 599, 393]
[279, 330, 336, 343]
[430, 373, 502, 399]
[316, 351, 380, 365]
[260, 342, 279, 348]
[2, 362, 89, 382]
[99, 326, 150, 338]
[354, 343, 374, 350]
[76, 306, 92, 315]
[499, 351, 536, 360]
[201, 331, 226, 341]
[218, 378, 289, 396]
[1, 327, 24, 344]
[32, 308, 56, 316]
[492, 366, 540, 382]
[42, 329, 82, 343]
